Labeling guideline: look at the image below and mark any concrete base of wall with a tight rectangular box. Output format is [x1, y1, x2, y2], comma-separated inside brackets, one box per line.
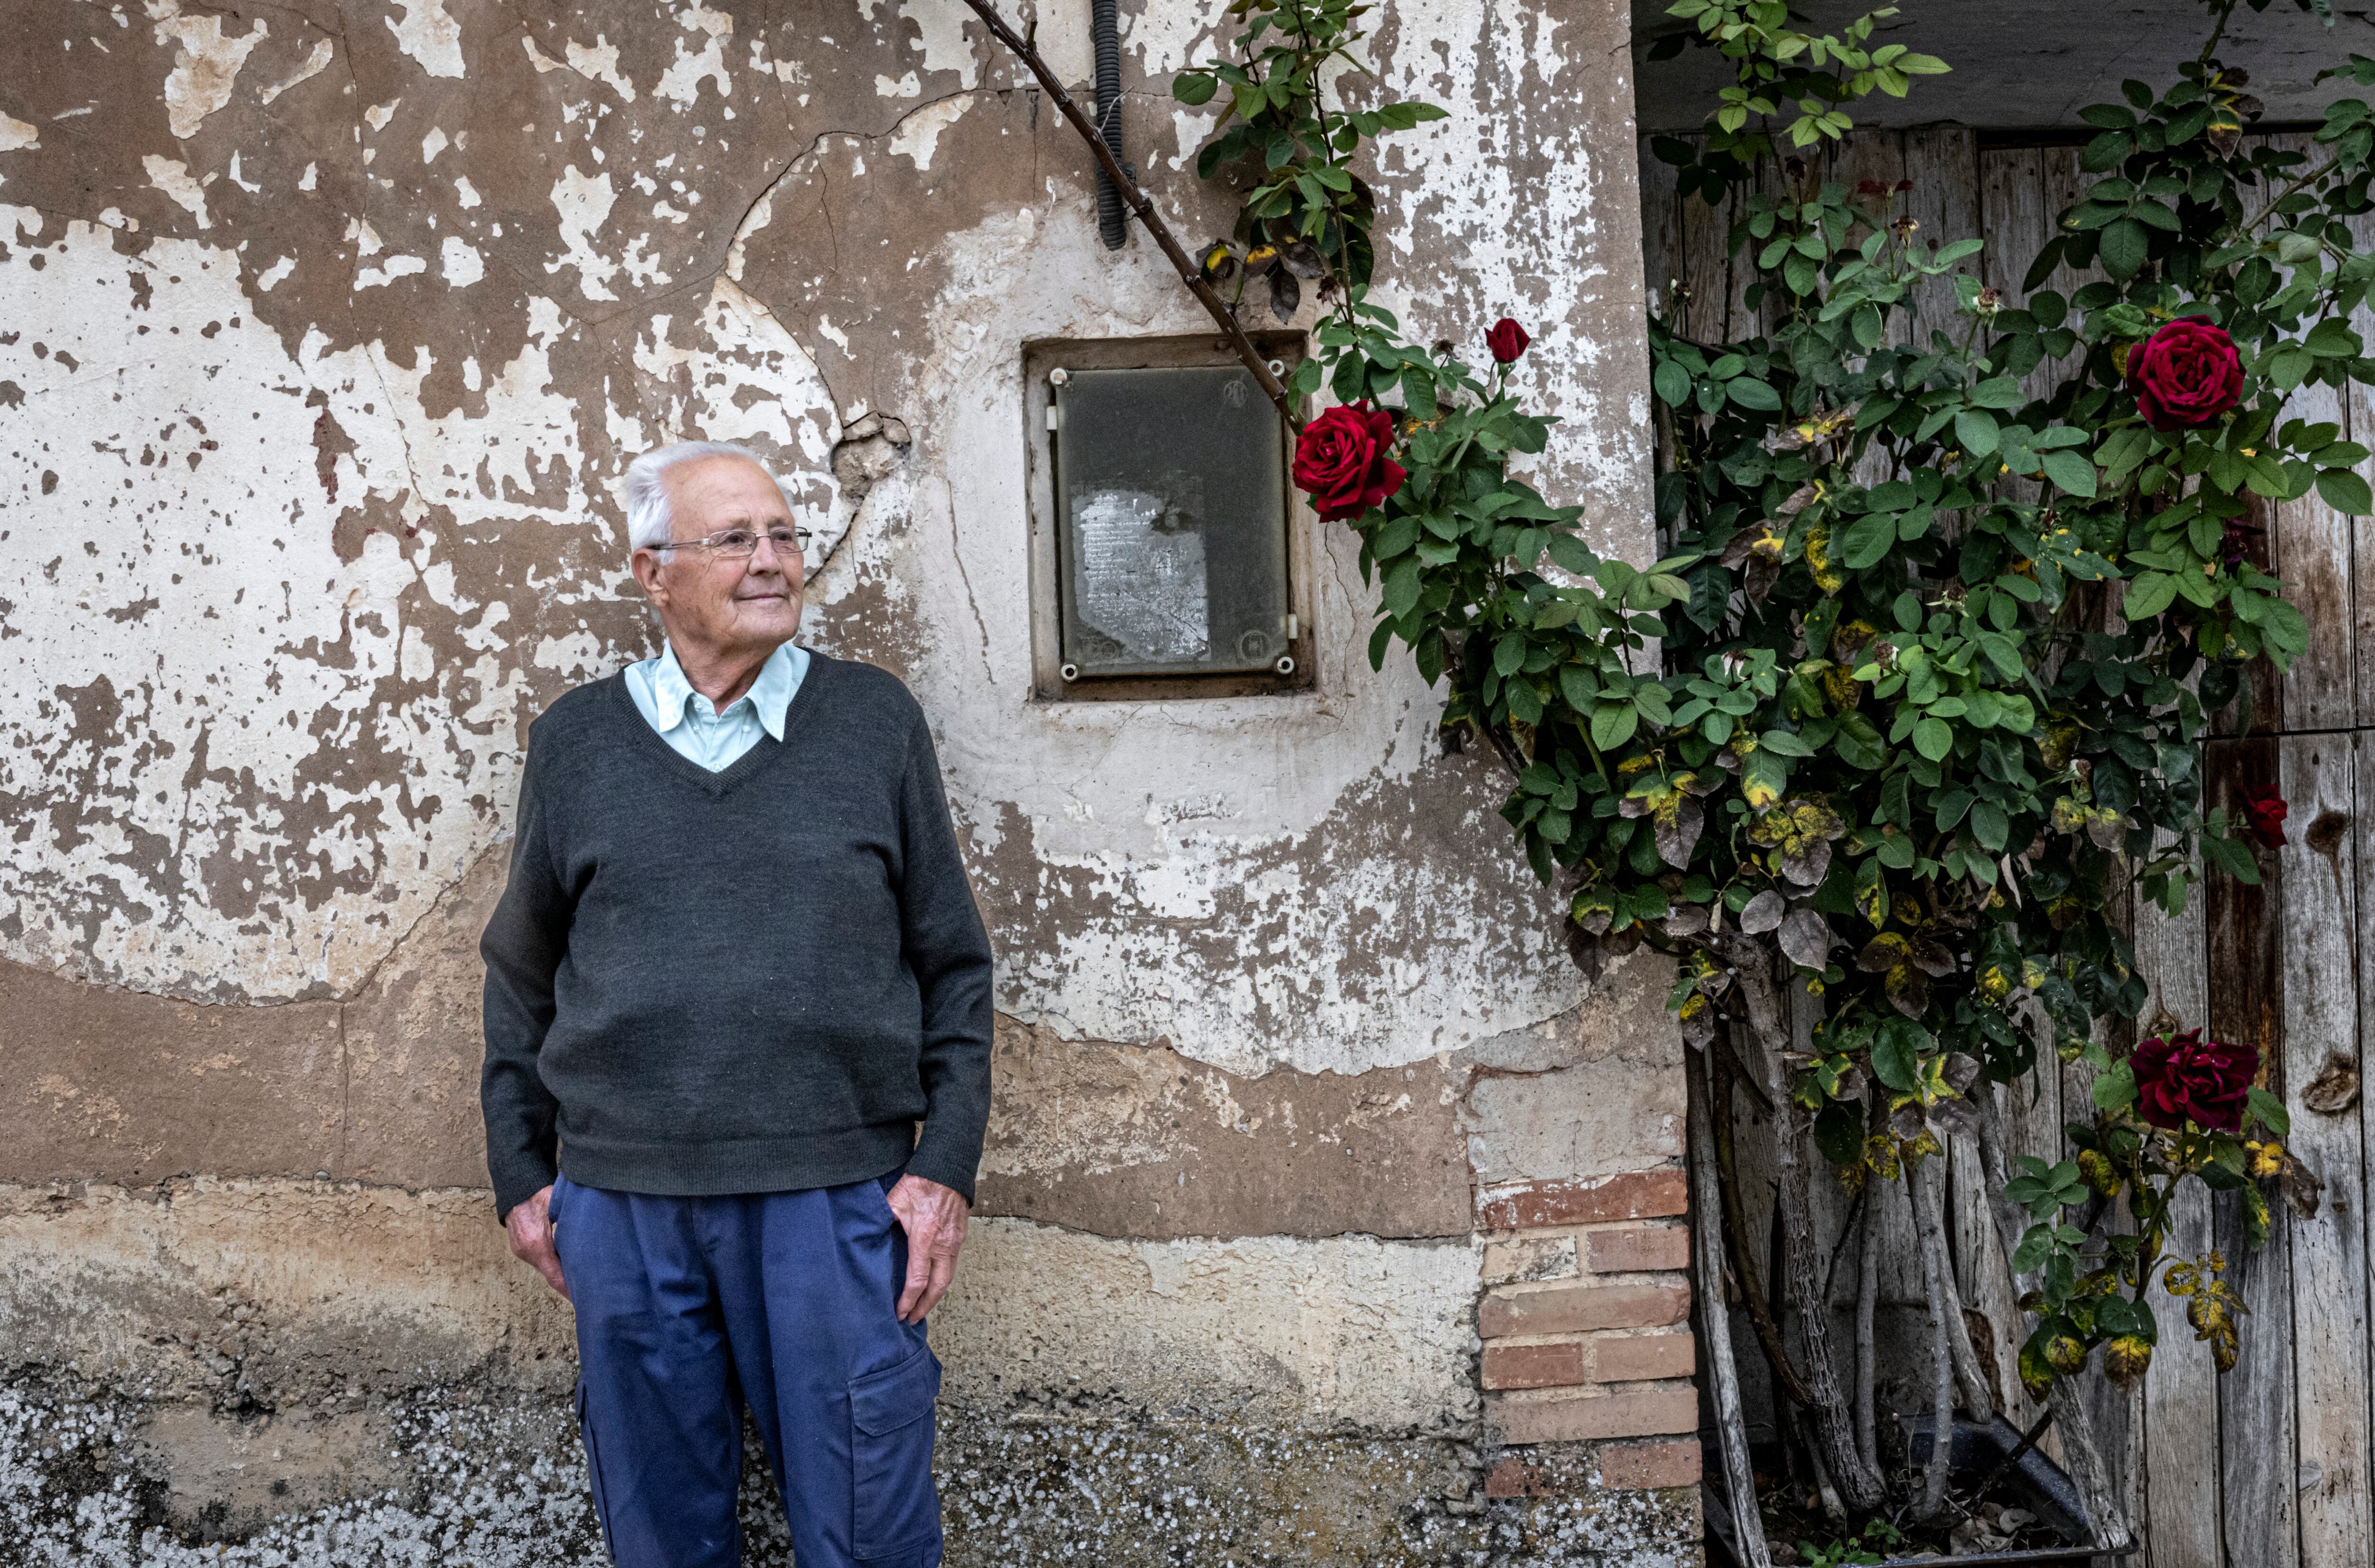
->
[0, 1369, 1700, 1566]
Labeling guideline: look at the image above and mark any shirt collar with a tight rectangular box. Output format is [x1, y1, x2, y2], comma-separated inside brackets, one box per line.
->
[649, 641, 799, 741]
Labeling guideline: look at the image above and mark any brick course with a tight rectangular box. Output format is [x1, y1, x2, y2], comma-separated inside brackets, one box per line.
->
[1485, 1382, 1699, 1444]
[1584, 1222, 1691, 1274]
[1477, 1276, 1690, 1339]
[1481, 1340, 1590, 1390]
[1593, 1330, 1696, 1383]
[1597, 1438, 1703, 1490]
[1474, 1169, 1688, 1231]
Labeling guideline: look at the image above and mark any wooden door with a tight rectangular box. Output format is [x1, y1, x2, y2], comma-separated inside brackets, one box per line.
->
[1639, 130, 2375, 1568]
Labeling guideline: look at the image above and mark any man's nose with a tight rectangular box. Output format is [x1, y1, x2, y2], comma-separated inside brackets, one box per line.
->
[747, 535, 800, 577]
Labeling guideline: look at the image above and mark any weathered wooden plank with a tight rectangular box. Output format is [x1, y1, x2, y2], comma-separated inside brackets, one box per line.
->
[1637, 140, 1684, 329]
[2266, 134, 2357, 733]
[2354, 734, 2375, 1568]
[2206, 733, 2300, 1568]
[2280, 732, 2373, 1568]
[1673, 137, 1735, 348]
[2131, 839, 2224, 1568]
[1903, 128, 1979, 353]
[2342, 201, 2375, 726]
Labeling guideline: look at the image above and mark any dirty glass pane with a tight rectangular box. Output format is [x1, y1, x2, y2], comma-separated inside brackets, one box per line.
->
[1053, 365, 1290, 678]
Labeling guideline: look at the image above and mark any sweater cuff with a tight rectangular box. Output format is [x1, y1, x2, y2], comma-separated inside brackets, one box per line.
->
[491, 1157, 560, 1225]
[902, 1130, 979, 1207]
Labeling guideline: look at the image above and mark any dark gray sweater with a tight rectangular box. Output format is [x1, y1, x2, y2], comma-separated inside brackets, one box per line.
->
[478, 654, 994, 1221]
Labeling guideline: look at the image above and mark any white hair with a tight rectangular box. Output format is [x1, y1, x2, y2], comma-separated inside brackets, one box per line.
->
[624, 439, 787, 553]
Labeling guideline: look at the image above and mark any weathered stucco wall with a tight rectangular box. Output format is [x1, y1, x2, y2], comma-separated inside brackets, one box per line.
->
[0, 0, 1691, 1559]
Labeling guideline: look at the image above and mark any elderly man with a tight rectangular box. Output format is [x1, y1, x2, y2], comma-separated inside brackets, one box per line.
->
[480, 438, 991, 1568]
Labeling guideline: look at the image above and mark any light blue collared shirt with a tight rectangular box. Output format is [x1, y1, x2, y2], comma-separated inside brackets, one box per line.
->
[623, 641, 810, 772]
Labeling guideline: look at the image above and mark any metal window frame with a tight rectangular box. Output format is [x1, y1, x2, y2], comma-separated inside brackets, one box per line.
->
[1022, 331, 1315, 702]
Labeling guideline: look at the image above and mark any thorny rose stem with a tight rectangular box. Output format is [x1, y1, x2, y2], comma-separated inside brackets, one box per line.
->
[959, 0, 1303, 431]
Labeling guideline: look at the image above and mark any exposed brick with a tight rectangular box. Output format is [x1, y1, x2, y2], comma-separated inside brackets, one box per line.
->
[1475, 1169, 1688, 1231]
[1484, 1440, 1695, 1498]
[1480, 1443, 1596, 1498]
[1483, 1456, 1538, 1498]
[1594, 1330, 1696, 1383]
[1481, 1232, 1578, 1285]
[1597, 1438, 1704, 1490]
[1482, 1340, 1591, 1390]
[1479, 1276, 1691, 1339]
[1487, 1383, 1699, 1444]
[1585, 1222, 1691, 1274]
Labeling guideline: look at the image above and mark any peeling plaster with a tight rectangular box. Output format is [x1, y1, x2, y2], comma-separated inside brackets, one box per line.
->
[0, 0, 1675, 1545]
[383, 0, 466, 80]
[150, 3, 268, 140]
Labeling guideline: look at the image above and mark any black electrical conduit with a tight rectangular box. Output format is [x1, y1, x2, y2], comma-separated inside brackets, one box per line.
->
[1092, 0, 1128, 248]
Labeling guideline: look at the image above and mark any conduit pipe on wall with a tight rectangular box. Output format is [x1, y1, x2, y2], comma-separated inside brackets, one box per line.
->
[1092, 0, 1128, 248]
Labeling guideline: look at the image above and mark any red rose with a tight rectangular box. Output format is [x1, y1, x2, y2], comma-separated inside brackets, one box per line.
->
[1486, 318, 1531, 364]
[2129, 317, 2244, 432]
[1292, 401, 1406, 522]
[2240, 787, 2288, 849]
[2130, 1028, 2260, 1133]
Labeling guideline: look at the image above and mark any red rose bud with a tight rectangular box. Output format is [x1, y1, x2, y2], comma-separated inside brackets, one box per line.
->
[2240, 786, 2288, 849]
[1292, 401, 1408, 522]
[2130, 1028, 2260, 1133]
[2220, 513, 2265, 569]
[1485, 318, 1531, 364]
[2129, 317, 2244, 432]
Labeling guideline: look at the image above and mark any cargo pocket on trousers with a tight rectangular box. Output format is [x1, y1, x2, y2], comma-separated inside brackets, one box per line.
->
[576, 1378, 617, 1558]
[849, 1345, 942, 1562]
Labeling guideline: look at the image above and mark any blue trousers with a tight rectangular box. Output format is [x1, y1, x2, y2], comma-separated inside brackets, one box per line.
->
[551, 1171, 943, 1568]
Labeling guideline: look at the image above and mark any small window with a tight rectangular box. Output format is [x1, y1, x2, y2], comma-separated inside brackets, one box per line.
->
[1025, 334, 1311, 700]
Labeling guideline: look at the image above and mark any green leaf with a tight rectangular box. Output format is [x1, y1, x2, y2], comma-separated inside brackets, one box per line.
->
[2318, 467, 2375, 515]
[1841, 509, 1900, 570]
[2041, 449, 2100, 497]
[1172, 72, 1219, 106]
[2099, 216, 2150, 280]
[2202, 828, 2264, 884]
[1872, 1018, 1932, 1093]
[1653, 359, 1693, 406]
[1728, 378, 1783, 411]
[1913, 716, 1955, 761]
[1381, 557, 1423, 619]
[1834, 711, 1889, 769]
[1402, 371, 1439, 422]
[2248, 1085, 2292, 1139]
[1957, 409, 2002, 457]
[1558, 664, 1599, 710]
[2122, 572, 2179, 620]
[1591, 702, 1640, 751]
[2093, 1060, 2139, 1113]
[1968, 376, 2023, 409]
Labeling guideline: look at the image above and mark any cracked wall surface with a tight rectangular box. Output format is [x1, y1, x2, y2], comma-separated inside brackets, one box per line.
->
[0, 0, 1685, 1559]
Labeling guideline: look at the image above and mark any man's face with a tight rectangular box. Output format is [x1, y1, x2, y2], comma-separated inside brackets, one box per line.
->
[630, 456, 806, 661]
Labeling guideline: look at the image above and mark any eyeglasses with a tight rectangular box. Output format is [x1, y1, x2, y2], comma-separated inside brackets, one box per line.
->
[648, 525, 814, 560]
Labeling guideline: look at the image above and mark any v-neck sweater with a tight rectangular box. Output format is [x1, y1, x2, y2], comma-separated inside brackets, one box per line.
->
[477, 654, 995, 1221]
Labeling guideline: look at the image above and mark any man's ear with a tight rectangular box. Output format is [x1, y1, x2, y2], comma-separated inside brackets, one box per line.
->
[630, 549, 669, 609]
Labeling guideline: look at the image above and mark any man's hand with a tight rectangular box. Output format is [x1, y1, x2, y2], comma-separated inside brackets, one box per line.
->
[506, 1184, 570, 1299]
[884, 1174, 969, 1323]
